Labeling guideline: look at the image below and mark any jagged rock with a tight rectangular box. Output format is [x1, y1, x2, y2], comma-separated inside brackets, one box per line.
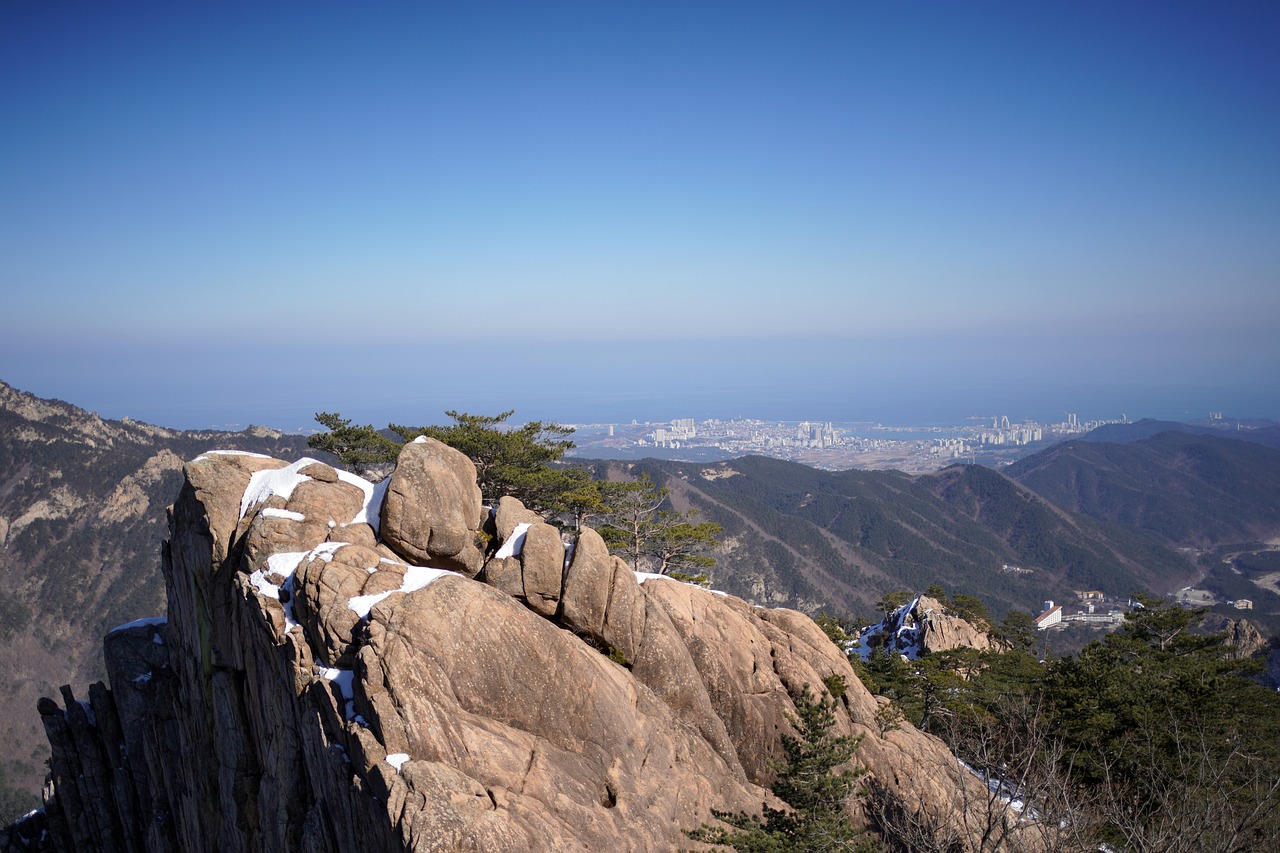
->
[1205, 615, 1269, 660]
[859, 595, 1003, 659]
[15, 448, 994, 852]
[380, 438, 484, 575]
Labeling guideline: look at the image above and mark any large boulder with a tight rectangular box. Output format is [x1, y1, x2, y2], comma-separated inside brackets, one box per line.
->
[380, 438, 484, 575]
[482, 497, 566, 617]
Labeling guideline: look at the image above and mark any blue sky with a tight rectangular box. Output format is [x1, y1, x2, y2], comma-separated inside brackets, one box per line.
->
[2, 1, 1277, 429]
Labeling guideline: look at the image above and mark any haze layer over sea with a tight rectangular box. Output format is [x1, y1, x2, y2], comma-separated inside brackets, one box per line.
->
[4, 334, 1276, 432]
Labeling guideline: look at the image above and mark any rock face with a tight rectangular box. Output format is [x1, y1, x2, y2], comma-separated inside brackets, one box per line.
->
[858, 595, 1004, 659]
[8, 444, 989, 852]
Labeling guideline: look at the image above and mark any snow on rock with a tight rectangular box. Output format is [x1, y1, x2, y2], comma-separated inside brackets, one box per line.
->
[856, 596, 925, 660]
[337, 470, 389, 532]
[310, 541, 347, 563]
[634, 571, 728, 596]
[348, 565, 452, 619]
[317, 666, 364, 724]
[252, 544, 349, 629]
[192, 449, 274, 463]
[386, 753, 410, 772]
[261, 507, 306, 522]
[856, 594, 999, 659]
[240, 457, 324, 520]
[495, 522, 532, 559]
[318, 666, 353, 699]
[109, 616, 167, 634]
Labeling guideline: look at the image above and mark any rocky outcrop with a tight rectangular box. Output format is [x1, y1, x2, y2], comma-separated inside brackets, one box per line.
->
[1204, 615, 1270, 660]
[858, 595, 1004, 659]
[11, 443, 992, 852]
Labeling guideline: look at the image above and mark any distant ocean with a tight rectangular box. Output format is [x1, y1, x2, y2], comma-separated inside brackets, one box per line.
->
[60, 381, 1273, 434]
[4, 336, 1276, 432]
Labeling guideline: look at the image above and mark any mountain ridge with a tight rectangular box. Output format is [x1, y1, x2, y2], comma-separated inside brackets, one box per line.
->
[1007, 430, 1280, 548]
[0, 380, 317, 818]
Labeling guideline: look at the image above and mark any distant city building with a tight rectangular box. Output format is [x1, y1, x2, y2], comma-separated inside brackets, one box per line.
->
[1033, 601, 1063, 630]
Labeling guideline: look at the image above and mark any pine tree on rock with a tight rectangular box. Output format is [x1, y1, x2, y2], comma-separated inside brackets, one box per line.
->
[686, 680, 875, 852]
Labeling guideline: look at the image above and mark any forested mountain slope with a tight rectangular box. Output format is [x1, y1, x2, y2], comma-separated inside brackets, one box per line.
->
[1007, 431, 1280, 548]
[621, 456, 1195, 620]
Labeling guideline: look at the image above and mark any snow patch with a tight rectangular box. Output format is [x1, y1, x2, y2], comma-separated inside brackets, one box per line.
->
[132, 672, 152, 685]
[348, 565, 452, 618]
[386, 753, 410, 772]
[251, 544, 345, 629]
[495, 523, 532, 559]
[261, 507, 306, 522]
[336, 469, 389, 532]
[311, 541, 346, 563]
[856, 596, 924, 661]
[318, 667, 364, 724]
[634, 571, 728, 596]
[109, 616, 167, 634]
[240, 458, 324, 519]
[192, 449, 274, 462]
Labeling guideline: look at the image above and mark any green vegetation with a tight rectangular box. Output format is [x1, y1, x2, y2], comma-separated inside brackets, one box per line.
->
[1008, 432, 1280, 548]
[309, 413, 721, 568]
[622, 455, 1194, 619]
[0, 761, 40, 826]
[852, 594, 1280, 851]
[595, 475, 722, 575]
[686, 680, 875, 852]
[309, 409, 590, 513]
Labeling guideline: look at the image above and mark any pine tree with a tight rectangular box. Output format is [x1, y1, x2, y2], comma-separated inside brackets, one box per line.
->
[686, 681, 875, 852]
[596, 475, 721, 575]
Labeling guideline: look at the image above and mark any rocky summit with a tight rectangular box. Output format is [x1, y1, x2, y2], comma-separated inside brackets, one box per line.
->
[4, 440, 987, 852]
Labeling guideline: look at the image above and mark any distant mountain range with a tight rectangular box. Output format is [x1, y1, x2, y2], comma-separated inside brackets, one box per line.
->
[1079, 417, 1280, 450]
[0, 381, 316, 818]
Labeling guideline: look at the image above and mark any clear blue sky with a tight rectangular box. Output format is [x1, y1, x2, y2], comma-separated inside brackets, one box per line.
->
[2, 1, 1277, 429]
